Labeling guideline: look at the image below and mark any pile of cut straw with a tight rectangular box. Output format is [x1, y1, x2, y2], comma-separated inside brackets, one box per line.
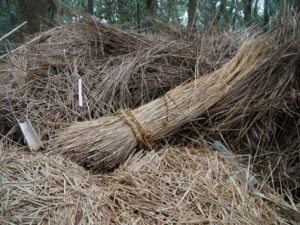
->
[1, 145, 298, 224]
[0, 11, 300, 211]
[0, 16, 241, 144]
[52, 17, 300, 179]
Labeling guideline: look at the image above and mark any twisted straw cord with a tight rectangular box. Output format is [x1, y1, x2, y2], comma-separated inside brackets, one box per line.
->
[118, 109, 153, 147]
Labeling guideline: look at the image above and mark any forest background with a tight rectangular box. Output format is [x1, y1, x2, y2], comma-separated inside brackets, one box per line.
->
[1, 0, 300, 47]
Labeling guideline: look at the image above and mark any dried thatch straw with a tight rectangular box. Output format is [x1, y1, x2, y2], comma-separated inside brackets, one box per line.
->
[1, 146, 298, 224]
[1, 13, 300, 201]
[52, 21, 300, 172]
[0, 148, 102, 224]
[0, 15, 242, 145]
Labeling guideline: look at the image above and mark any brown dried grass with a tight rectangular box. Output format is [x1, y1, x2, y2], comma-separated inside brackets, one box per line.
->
[52, 20, 300, 175]
[1, 145, 298, 224]
[0, 13, 299, 204]
[0, 16, 242, 145]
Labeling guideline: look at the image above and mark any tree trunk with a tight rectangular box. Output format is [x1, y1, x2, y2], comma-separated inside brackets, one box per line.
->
[253, 0, 259, 17]
[188, 0, 197, 30]
[263, 0, 269, 31]
[48, 0, 57, 20]
[228, 0, 236, 29]
[136, 0, 141, 29]
[146, 0, 157, 17]
[88, 0, 94, 15]
[216, 0, 228, 27]
[145, 0, 157, 30]
[18, 0, 52, 34]
[229, 0, 236, 15]
[244, 0, 252, 25]
[6, 0, 14, 25]
[167, 0, 171, 22]
[293, 0, 300, 12]
[106, 0, 114, 24]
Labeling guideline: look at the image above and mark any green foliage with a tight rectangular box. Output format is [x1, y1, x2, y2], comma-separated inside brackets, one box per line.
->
[157, 0, 187, 24]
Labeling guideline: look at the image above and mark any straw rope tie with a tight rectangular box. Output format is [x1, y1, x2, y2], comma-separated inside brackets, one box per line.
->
[118, 109, 153, 147]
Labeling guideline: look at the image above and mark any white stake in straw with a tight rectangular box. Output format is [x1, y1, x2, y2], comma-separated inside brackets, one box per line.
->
[78, 78, 83, 107]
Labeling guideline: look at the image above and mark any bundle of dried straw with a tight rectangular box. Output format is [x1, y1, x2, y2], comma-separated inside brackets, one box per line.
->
[0, 15, 241, 144]
[52, 26, 300, 172]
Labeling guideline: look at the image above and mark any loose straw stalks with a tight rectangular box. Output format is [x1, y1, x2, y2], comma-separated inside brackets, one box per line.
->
[2, 146, 296, 224]
[0, 16, 239, 143]
[52, 36, 272, 171]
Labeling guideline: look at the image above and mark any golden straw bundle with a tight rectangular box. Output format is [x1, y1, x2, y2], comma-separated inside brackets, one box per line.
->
[0, 15, 240, 144]
[52, 34, 284, 171]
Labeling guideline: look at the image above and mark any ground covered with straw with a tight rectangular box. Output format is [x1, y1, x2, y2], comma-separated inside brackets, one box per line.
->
[1, 146, 297, 224]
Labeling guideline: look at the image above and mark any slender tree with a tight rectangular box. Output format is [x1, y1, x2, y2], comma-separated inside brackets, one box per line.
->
[145, 0, 157, 29]
[87, 0, 94, 15]
[188, 0, 197, 30]
[253, 0, 259, 17]
[6, 0, 14, 26]
[293, 0, 300, 12]
[244, 0, 252, 24]
[263, 0, 269, 31]
[136, 0, 141, 29]
[17, 0, 57, 34]
[167, 0, 172, 22]
[228, 0, 236, 27]
[48, 0, 57, 19]
[146, 0, 157, 17]
[216, 0, 228, 27]
[18, 0, 54, 34]
[105, 0, 114, 24]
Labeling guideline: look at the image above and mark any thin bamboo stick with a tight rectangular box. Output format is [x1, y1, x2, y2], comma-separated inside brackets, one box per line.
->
[0, 21, 27, 43]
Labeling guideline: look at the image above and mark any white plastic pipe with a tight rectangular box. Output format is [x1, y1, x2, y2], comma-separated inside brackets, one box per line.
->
[78, 78, 83, 107]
